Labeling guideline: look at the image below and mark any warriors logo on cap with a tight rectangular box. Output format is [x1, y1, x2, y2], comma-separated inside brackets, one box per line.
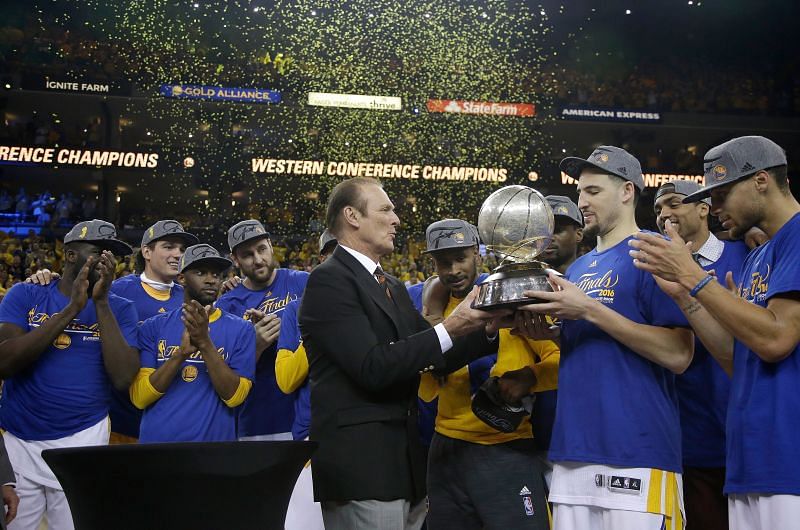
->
[228, 220, 270, 252]
[179, 243, 232, 273]
[713, 165, 727, 181]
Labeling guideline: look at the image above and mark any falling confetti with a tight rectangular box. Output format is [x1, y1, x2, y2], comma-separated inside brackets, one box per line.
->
[32, 0, 567, 233]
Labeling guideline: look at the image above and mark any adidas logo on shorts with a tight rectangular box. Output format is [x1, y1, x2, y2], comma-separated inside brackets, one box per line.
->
[519, 486, 532, 496]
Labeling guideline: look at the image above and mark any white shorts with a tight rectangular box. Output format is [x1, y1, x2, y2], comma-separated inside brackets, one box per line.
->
[4, 418, 109, 530]
[550, 462, 684, 530]
[285, 459, 324, 529]
[238, 432, 293, 441]
[729, 493, 800, 530]
[553, 503, 666, 530]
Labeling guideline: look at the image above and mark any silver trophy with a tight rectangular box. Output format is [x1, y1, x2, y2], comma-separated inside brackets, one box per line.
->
[473, 185, 555, 310]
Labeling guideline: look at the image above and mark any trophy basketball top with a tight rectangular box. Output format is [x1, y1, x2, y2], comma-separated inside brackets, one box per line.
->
[477, 185, 554, 267]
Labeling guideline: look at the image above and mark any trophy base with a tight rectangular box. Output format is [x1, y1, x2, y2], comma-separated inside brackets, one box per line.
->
[472, 261, 553, 310]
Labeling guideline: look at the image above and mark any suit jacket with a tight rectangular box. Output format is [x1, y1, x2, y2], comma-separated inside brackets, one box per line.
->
[299, 246, 496, 502]
[0, 436, 13, 486]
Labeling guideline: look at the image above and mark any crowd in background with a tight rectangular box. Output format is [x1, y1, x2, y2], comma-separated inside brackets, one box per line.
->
[0, 227, 506, 300]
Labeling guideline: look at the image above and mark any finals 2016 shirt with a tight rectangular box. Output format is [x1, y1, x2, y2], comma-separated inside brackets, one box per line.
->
[726, 213, 800, 495]
[0, 281, 139, 440]
[551, 235, 688, 473]
[215, 268, 309, 437]
[137, 308, 255, 442]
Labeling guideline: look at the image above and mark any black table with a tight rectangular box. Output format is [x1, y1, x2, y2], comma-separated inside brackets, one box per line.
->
[43, 440, 317, 530]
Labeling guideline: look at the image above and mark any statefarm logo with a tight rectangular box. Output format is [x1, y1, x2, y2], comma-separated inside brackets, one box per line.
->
[426, 99, 535, 117]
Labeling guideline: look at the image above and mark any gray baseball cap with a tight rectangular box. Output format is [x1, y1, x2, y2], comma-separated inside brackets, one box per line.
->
[683, 136, 788, 203]
[655, 180, 711, 206]
[546, 195, 583, 227]
[423, 219, 479, 253]
[64, 219, 132, 256]
[179, 244, 232, 273]
[141, 220, 199, 247]
[560, 146, 644, 190]
[227, 220, 270, 252]
[318, 229, 337, 254]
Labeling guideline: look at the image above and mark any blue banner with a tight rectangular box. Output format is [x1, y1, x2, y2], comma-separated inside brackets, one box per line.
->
[160, 84, 281, 104]
[558, 107, 661, 123]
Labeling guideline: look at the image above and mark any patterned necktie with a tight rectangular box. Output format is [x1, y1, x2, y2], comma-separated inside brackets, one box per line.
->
[374, 266, 393, 302]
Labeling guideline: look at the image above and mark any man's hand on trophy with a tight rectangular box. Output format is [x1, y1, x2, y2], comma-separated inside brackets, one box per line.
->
[510, 311, 560, 341]
[443, 286, 512, 338]
[517, 272, 597, 321]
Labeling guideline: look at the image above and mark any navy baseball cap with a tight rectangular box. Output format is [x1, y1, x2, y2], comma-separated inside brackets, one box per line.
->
[64, 219, 132, 256]
[423, 219, 480, 254]
[546, 195, 583, 227]
[227, 220, 270, 252]
[560, 146, 644, 191]
[179, 244, 232, 273]
[683, 136, 788, 203]
[141, 220, 199, 247]
[319, 229, 337, 254]
[655, 180, 711, 206]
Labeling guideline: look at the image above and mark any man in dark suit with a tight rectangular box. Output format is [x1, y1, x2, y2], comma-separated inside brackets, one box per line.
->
[1, 435, 18, 529]
[299, 177, 504, 530]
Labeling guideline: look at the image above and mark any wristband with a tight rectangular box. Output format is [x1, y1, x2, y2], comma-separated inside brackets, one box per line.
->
[689, 275, 714, 297]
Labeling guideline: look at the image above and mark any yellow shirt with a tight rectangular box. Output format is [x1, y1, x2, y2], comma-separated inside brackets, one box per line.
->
[419, 296, 559, 445]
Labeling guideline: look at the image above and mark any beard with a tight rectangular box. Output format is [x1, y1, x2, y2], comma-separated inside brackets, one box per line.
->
[246, 260, 276, 284]
[582, 222, 600, 239]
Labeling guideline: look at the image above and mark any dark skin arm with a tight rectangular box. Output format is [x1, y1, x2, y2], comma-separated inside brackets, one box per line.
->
[422, 276, 448, 325]
[148, 329, 193, 392]
[0, 258, 93, 378]
[184, 301, 241, 401]
[94, 251, 140, 391]
[497, 366, 537, 404]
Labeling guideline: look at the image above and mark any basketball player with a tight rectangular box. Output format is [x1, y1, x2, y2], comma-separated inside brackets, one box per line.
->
[518, 146, 693, 530]
[131, 244, 255, 442]
[630, 136, 800, 530]
[419, 219, 557, 530]
[216, 220, 307, 440]
[0, 220, 139, 530]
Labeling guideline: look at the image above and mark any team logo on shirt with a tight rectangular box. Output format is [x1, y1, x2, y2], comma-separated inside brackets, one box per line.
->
[157, 341, 230, 362]
[739, 264, 769, 303]
[53, 333, 71, 349]
[182, 365, 198, 382]
[574, 270, 619, 302]
[254, 292, 297, 316]
[29, 311, 100, 340]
